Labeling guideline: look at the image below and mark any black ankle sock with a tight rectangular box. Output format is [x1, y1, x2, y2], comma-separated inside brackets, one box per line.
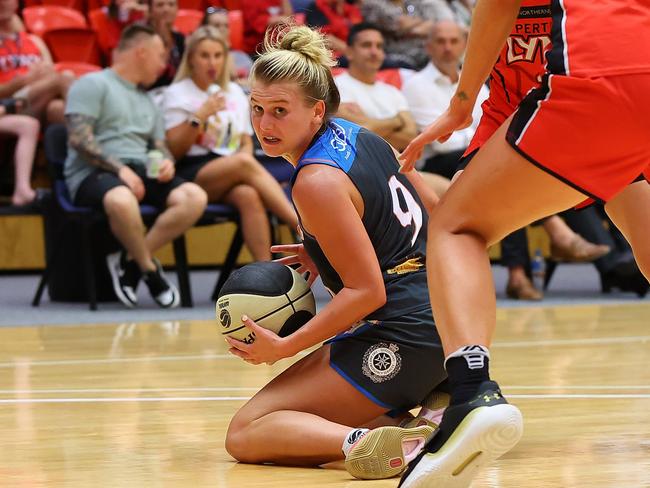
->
[446, 347, 491, 405]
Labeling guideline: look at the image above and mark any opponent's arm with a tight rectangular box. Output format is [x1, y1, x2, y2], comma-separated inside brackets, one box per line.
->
[400, 0, 522, 171]
[454, 0, 521, 105]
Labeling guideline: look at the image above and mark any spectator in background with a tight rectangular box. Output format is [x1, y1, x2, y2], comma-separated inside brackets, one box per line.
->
[0, 0, 72, 123]
[562, 207, 648, 298]
[444, 0, 474, 27]
[335, 24, 417, 152]
[304, 0, 362, 58]
[64, 25, 207, 309]
[95, 0, 149, 60]
[403, 20, 487, 179]
[0, 98, 39, 206]
[361, 0, 442, 69]
[202, 7, 253, 82]
[242, 0, 293, 55]
[163, 27, 297, 262]
[148, 0, 184, 89]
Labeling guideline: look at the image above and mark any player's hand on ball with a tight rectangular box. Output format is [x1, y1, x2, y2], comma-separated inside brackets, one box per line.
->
[225, 315, 289, 365]
[271, 244, 319, 285]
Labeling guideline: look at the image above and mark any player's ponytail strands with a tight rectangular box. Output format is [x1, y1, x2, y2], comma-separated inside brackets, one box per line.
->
[250, 22, 341, 120]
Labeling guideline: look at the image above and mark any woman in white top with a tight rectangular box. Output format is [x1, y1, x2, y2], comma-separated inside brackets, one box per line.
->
[163, 26, 298, 261]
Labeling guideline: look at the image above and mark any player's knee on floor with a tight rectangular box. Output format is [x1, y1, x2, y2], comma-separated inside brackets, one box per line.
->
[225, 426, 259, 463]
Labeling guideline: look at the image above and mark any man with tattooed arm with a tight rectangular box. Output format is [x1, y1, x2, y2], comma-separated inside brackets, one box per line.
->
[63, 24, 207, 308]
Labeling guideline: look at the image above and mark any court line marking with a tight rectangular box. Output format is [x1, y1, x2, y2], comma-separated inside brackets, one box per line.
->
[0, 387, 260, 394]
[0, 354, 235, 368]
[1, 335, 649, 368]
[2, 385, 650, 395]
[1, 393, 650, 404]
[493, 335, 650, 348]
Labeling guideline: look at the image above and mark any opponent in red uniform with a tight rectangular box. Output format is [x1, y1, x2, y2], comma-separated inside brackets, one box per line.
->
[398, 0, 650, 486]
[464, 0, 551, 157]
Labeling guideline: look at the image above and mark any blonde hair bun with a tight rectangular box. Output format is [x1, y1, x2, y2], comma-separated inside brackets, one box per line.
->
[268, 24, 336, 69]
[252, 21, 341, 120]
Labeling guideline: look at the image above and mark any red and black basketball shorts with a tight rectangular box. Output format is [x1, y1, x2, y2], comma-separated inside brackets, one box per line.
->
[506, 73, 650, 203]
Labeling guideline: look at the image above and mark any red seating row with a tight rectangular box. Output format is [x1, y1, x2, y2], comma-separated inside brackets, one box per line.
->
[22, 0, 238, 15]
[21, 6, 244, 65]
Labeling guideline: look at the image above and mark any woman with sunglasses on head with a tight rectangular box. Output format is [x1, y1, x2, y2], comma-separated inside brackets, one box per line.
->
[202, 7, 253, 82]
[223, 23, 449, 480]
[162, 26, 298, 262]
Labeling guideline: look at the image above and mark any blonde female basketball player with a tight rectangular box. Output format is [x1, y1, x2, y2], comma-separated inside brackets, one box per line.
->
[224, 24, 448, 480]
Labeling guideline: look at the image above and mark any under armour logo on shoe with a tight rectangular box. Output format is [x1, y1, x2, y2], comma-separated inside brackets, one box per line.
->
[483, 393, 501, 403]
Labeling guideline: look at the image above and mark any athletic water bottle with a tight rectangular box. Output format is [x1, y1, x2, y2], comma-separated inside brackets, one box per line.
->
[531, 249, 546, 291]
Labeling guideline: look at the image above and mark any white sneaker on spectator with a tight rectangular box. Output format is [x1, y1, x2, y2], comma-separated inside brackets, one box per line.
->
[106, 250, 140, 308]
[143, 259, 180, 308]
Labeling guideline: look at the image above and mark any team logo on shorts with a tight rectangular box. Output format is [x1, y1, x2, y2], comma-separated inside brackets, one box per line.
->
[362, 343, 402, 383]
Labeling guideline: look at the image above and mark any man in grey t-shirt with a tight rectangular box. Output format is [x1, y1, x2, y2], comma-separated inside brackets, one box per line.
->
[64, 25, 207, 308]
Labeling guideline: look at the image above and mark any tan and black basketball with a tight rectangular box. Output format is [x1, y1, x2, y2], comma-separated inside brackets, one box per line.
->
[216, 262, 316, 344]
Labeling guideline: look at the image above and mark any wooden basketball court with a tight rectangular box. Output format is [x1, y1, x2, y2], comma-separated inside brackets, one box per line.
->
[0, 302, 648, 487]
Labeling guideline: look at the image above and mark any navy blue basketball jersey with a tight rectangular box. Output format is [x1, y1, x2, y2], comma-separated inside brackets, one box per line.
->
[291, 118, 430, 321]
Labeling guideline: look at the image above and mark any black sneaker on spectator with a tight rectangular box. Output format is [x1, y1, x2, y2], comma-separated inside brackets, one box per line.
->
[106, 250, 141, 308]
[143, 259, 180, 308]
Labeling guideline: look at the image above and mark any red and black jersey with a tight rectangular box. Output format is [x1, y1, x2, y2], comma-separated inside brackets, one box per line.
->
[464, 0, 551, 156]
[0, 32, 43, 84]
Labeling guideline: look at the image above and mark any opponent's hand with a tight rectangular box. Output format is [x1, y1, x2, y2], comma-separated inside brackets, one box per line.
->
[271, 243, 319, 285]
[225, 315, 290, 365]
[399, 96, 474, 173]
[118, 165, 145, 201]
[157, 159, 175, 182]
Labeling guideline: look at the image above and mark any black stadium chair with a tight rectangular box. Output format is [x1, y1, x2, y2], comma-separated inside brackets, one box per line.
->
[33, 124, 244, 309]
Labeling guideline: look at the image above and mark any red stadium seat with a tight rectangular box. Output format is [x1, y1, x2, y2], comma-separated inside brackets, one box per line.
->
[54, 61, 102, 77]
[88, 8, 121, 60]
[174, 9, 203, 36]
[222, 0, 240, 10]
[22, 6, 87, 38]
[85, 0, 108, 12]
[43, 28, 102, 65]
[228, 9, 243, 51]
[376, 68, 402, 89]
[178, 0, 204, 9]
[41, 0, 85, 13]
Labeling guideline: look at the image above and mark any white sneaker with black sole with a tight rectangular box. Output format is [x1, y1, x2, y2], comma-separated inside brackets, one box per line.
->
[106, 251, 141, 308]
[143, 259, 180, 308]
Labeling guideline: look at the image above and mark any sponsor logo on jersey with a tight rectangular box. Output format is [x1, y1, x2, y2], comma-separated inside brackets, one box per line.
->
[362, 343, 402, 383]
[387, 257, 424, 275]
[506, 35, 551, 64]
[330, 122, 348, 152]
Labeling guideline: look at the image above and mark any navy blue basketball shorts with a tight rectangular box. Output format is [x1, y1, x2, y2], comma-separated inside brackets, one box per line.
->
[325, 306, 446, 412]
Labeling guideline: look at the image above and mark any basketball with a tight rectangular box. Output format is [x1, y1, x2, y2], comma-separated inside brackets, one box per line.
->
[216, 262, 316, 344]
